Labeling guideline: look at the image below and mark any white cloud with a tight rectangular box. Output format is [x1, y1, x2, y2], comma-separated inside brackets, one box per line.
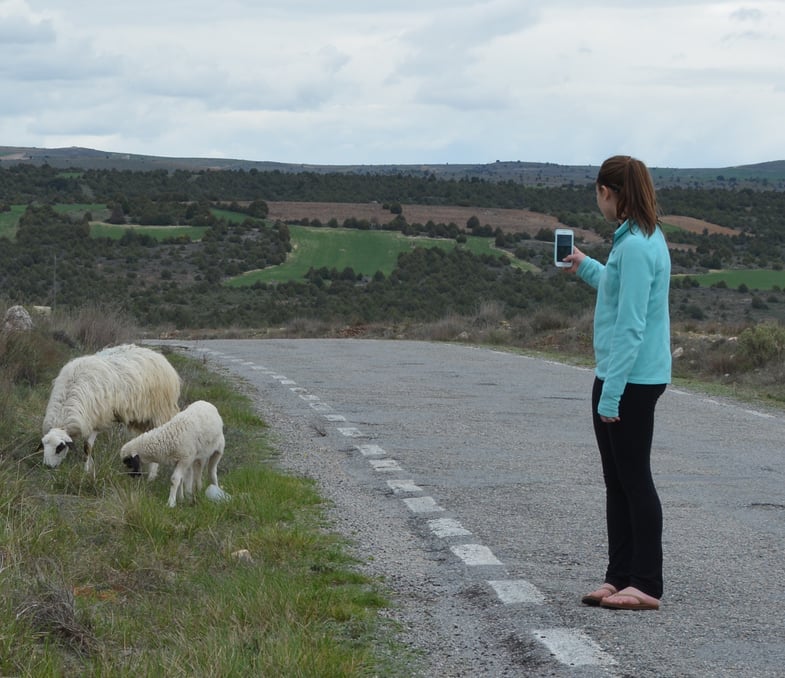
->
[2, 0, 785, 167]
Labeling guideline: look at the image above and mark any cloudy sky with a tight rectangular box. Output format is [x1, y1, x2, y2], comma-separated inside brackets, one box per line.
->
[1, 0, 783, 169]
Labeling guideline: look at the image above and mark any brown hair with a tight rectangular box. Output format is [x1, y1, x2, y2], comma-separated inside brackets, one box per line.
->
[596, 155, 659, 235]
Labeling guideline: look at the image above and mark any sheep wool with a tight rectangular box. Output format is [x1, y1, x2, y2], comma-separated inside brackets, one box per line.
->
[120, 400, 225, 508]
[40, 343, 181, 475]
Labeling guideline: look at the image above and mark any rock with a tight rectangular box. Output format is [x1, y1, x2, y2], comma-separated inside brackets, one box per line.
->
[3, 305, 33, 332]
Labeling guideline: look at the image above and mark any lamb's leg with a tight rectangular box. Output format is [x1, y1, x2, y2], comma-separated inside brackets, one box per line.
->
[147, 462, 160, 481]
[83, 432, 98, 476]
[184, 461, 199, 499]
[168, 462, 188, 508]
[206, 449, 222, 488]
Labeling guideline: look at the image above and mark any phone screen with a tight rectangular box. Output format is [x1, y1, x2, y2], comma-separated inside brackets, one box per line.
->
[555, 233, 573, 262]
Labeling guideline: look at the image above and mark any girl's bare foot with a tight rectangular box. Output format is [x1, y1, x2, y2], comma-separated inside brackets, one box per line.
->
[581, 583, 618, 606]
[600, 586, 660, 610]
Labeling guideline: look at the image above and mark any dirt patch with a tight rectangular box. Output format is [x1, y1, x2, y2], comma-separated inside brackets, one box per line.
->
[661, 215, 736, 236]
[266, 201, 603, 243]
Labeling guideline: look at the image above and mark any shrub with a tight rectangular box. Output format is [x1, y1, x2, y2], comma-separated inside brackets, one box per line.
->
[737, 323, 785, 367]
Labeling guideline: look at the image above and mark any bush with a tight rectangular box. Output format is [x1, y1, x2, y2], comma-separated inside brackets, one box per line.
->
[738, 323, 785, 367]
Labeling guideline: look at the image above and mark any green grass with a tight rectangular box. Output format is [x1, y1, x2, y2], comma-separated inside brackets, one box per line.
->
[210, 208, 265, 224]
[227, 225, 535, 286]
[0, 345, 410, 677]
[675, 269, 785, 290]
[89, 223, 209, 241]
[0, 205, 28, 238]
[53, 203, 109, 220]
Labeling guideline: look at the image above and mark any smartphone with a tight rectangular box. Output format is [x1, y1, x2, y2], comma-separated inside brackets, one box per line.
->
[554, 228, 574, 267]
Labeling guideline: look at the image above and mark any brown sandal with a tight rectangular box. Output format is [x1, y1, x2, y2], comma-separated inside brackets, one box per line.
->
[581, 583, 618, 606]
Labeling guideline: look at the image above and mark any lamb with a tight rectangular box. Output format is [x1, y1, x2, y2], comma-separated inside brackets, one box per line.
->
[120, 400, 225, 508]
[39, 343, 181, 476]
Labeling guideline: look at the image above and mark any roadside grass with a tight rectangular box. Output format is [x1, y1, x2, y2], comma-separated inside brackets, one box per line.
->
[0, 331, 410, 677]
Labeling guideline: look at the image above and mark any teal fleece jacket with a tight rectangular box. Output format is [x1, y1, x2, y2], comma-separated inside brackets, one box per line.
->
[577, 220, 672, 418]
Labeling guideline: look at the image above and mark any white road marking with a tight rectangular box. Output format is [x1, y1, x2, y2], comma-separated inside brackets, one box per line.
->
[488, 579, 545, 604]
[402, 496, 444, 513]
[369, 459, 403, 472]
[387, 479, 422, 494]
[428, 517, 471, 537]
[210, 347, 621, 673]
[744, 408, 774, 419]
[357, 444, 386, 457]
[450, 544, 502, 567]
[532, 628, 617, 667]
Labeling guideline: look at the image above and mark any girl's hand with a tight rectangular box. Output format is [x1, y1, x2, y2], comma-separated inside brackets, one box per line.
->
[600, 415, 621, 423]
[562, 246, 586, 273]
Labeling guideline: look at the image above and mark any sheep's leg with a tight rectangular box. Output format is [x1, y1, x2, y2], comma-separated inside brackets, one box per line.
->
[184, 461, 199, 500]
[147, 462, 160, 481]
[168, 462, 188, 508]
[84, 432, 98, 476]
[206, 450, 222, 488]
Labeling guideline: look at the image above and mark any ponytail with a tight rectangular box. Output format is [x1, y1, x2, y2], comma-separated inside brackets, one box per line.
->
[596, 155, 659, 235]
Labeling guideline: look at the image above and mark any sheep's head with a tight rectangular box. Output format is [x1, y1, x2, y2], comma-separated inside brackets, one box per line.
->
[41, 428, 75, 468]
[122, 453, 142, 475]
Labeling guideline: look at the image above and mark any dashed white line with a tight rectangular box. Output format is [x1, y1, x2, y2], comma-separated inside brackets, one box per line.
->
[532, 628, 617, 667]
[488, 579, 545, 605]
[357, 444, 386, 457]
[402, 496, 444, 513]
[387, 479, 422, 494]
[224, 352, 619, 672]
[450, 544, 503, 567]
[369, 459, 403, 472]
[428, 517, 471, 537]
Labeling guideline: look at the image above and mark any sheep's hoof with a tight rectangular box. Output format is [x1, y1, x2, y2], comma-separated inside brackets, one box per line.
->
[205, 484, 231, 502]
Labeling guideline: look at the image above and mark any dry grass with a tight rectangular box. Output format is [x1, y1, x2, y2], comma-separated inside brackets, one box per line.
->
[266, 201, 604, 243]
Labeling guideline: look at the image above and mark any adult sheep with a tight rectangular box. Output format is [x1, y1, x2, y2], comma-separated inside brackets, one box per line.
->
[39, 343, 181, 476]
[120, 400, 225, 508]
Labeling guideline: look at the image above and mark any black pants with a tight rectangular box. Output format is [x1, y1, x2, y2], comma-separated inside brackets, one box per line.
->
[592, 377, 666, 599]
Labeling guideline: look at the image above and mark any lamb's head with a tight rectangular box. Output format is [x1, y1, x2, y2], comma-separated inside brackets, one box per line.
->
[40, 428, 75, 468]
[120, 442, 142, 475]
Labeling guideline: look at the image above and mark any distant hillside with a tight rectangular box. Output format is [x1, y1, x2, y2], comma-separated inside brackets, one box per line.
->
[2, 145, 785, 190]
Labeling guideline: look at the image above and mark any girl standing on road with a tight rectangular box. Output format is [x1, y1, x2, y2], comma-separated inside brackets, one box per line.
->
[563, 155, 671, 611]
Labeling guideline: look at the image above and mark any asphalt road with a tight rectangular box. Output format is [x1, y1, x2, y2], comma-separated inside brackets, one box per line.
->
[159, 338, 785, 677]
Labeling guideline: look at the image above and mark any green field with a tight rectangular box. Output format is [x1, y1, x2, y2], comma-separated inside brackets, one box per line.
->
[679, 269, 785, 290]
[89, 222, 209, 240]
[53, 203, 109, 219]
[226, 225, 536, 286]
[0, 205, 27, 238]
